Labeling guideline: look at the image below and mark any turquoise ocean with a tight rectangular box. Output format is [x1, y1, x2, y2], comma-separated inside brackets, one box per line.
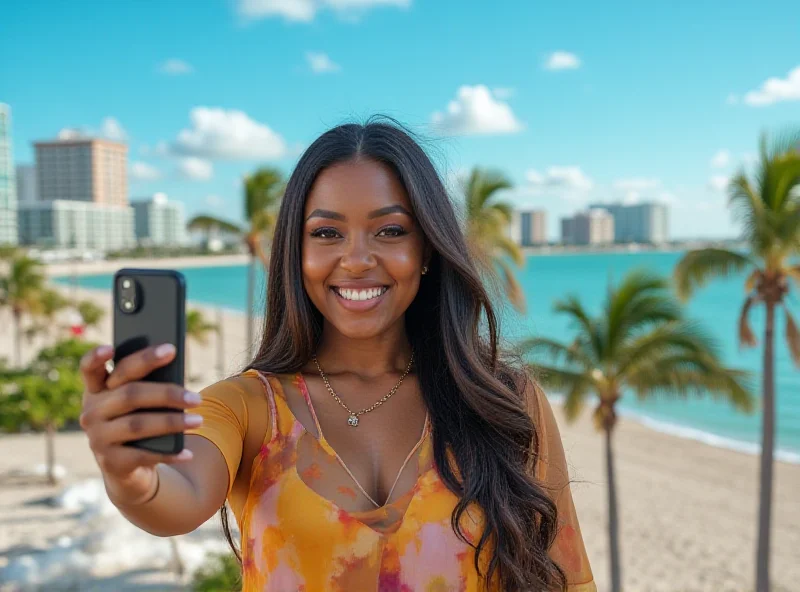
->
[61, 251, 800, 462]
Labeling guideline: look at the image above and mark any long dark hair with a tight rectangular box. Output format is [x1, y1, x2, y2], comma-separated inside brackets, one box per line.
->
[222, 116, 566, 591]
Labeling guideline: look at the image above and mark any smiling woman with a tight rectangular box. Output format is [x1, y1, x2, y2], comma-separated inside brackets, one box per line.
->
[78, 116, 595, 592]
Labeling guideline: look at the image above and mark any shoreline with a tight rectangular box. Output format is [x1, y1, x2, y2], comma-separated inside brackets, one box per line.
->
[51, 282, 800, 469]
[44, 253, 250, 278]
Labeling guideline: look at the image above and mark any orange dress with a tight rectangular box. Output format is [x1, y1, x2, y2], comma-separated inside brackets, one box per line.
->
[188, 370, 596, 591]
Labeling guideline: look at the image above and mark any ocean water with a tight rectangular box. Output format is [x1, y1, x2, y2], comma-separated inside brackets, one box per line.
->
[60, 252, 800, 461]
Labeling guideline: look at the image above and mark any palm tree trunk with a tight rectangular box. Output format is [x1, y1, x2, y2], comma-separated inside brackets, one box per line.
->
[13, 309, 22, 367]
[169, 536, 185, 578]
[755, 301, 776, 592]
[247, 254, 255, 359]
[45, 422, 57, 485]
[605, 424, 623, 592]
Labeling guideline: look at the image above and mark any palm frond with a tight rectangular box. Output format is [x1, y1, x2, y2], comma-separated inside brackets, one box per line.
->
[518, 336, 592, 367]
[495, 258, 526, 313]
[785, 306, 800, 368]
[463, 168, 513, 215]
[729, 172, 767, 248]
[187, 215, 242, 235]
[738, 294, 759, 348]
[674, 248, 754, 300]
[615, 320, 720, 376]
[745, 269, 762, 293]
[494, 233, 524, 266]
[527, 363, 589, 403]
[627, 354, 754, 413]
[606, 270, 680, 350]
[244, 167, 285, 222]
[563, 377, 593, 423]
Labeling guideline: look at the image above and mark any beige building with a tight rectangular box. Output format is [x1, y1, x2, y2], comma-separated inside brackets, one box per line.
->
[509, 209, 547, 246]
[561, 209, 614, 246]
[35, 137, 128, 206]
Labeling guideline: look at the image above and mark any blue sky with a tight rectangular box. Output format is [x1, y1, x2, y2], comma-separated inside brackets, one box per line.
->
[2, 0, 799, 239]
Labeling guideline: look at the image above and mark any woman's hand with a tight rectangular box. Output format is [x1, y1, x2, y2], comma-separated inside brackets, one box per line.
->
[79, 343, 203, 507]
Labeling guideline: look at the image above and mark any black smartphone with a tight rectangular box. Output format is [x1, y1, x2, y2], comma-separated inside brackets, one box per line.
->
[113, 268, 186, 455]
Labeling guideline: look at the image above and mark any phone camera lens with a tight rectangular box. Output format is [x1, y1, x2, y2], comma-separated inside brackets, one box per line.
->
[123, 300, 133, 311]
[122, 279, 132, 289]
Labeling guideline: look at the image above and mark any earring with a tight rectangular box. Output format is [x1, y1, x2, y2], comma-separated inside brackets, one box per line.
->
[421, 265, 429, 275]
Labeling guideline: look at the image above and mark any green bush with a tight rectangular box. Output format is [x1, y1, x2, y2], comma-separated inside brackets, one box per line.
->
[191, 553, 242, 592]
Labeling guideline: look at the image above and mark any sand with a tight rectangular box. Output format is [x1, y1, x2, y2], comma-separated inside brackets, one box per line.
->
[1, 258, 799, 591]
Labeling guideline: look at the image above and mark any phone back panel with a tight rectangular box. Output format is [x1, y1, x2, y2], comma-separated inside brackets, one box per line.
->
[113, 269, 186, 453]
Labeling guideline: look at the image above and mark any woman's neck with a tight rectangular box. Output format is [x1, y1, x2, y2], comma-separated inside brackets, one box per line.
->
[314, 322, 412, 378]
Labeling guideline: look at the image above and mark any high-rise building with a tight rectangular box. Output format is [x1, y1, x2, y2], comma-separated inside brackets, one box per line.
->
[16, 164, 37, 203]
[561, 209, 614, 245]
[520, 210, 547, 246]
[0, 104, 19, 245]
[132, 193, 187, 246]
[35, 137, 128, 206]
[588, 202, 669, 244]
[18, 200, 135, 251]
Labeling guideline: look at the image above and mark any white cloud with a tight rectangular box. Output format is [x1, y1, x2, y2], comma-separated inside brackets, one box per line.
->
[306, 52, 341, 74]
[172, 107, 288, 160]
[708, 175, 730, 192]
[492, 87, 515, 100]
[526, 166, 593, 191]
[130, 162, 162, 181]
[544, 51, 581, 71]
[237, 0, 410, 22]
[159, 59, 194, 75]
[612, 178, 661, 203]
[710, 150, 730, 168]
[612, 178, 660, 191]
[58, 117, 126, 142]
[178, 157, 214, 181]
[743, 66, 800, 107]
[205, 195, 225, 207]
[431, 85, 523, 136]
[101, 117, 127, 141]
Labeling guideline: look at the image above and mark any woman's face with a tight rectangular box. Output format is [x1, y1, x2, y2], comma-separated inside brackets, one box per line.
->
[302, 159, 427, 340]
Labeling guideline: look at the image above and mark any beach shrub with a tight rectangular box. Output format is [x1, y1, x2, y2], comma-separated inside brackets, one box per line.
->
[191, 552, 242, 592]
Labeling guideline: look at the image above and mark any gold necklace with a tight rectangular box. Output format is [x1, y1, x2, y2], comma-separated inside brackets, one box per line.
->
[312, 352, 415, 427]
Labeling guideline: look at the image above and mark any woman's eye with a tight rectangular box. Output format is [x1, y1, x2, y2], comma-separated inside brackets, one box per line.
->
[310, 227, 341, 239]
[377, 225, 407, 238]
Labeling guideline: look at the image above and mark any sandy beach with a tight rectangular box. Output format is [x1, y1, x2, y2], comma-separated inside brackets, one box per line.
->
[1, 260, 799, 591]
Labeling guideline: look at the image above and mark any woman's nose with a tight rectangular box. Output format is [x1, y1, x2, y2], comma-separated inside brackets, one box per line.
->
[339, 233, 376, 273]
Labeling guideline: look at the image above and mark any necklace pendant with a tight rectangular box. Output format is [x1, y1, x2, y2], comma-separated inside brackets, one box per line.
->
[347, 415, 359, 427]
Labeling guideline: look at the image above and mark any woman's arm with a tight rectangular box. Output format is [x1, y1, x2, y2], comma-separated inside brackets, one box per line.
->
[528, 381, 597, 591]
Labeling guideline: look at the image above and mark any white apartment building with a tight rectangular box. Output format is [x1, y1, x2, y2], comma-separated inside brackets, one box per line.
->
[132, 193, 187, 246]
[0, 104, 19, 245]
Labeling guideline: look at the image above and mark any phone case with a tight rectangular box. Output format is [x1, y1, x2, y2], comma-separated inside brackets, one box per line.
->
[113, 268, 186, 454]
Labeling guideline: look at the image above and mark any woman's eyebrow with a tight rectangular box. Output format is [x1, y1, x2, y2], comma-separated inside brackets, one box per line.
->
[306, 209, 346, 221]
[367, 205, 412, 219]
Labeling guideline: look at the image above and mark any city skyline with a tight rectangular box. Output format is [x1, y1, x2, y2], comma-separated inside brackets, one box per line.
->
[2, 0, 799, 240]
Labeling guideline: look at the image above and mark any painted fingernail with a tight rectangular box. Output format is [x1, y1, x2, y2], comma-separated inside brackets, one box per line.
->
[154, 343, 176, 358]
[185, 414, 203, 427]
[96, 345, 113, 357]
[175, 449, 193, 461]
[184, 391, 202, 405]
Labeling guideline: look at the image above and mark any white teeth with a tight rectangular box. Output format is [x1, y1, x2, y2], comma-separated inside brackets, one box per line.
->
[335, 287, 385, 301]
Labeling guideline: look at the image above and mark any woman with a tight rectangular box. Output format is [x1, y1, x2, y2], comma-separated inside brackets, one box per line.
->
[79, 119, 595, 591]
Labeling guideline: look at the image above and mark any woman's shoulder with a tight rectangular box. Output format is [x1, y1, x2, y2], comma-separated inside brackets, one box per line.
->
[199, 369, 298, 406]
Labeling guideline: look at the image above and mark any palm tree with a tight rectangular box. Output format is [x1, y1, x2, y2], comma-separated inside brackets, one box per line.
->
[674, 130, 800, 592]
[76, 299, 105, 332]
[520, 270, 753, 592]
[24, 288, 68, 344]
[186, 309, 218, 382]
[0, 255, 46, 366]
[462, 167, 526, 312]
[186, 215, 242, 250]
[243, 168, 285, 355]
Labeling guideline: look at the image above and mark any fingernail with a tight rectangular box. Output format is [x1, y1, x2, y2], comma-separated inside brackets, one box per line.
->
[154, 343, 176, 358]
[175, 449, 193, 461]
[184, 391, 202, 405]
[96, 345, 113, 357]
[185, 414, 203, 427]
